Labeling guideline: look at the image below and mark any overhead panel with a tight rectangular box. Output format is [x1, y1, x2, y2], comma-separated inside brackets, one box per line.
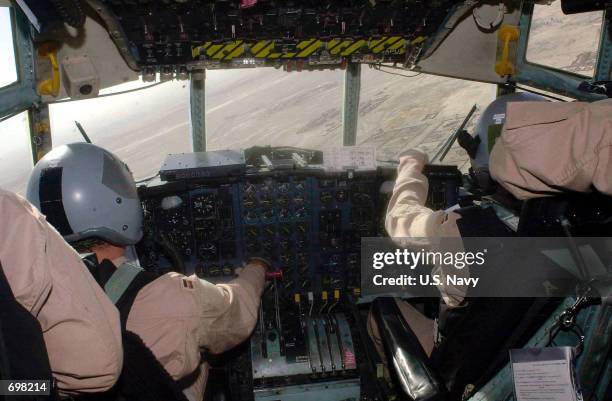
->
[84, 0, 465, 75]
[191, 36, 407, 62]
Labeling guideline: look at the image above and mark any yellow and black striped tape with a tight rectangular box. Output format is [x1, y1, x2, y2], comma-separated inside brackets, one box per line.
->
[191, 36, 417, 61]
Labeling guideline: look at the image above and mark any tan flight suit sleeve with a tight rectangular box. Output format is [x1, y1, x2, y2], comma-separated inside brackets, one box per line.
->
[195, 265, 266, 354]
[0, 190, 122, 394]
[490, 99, 612, 199]
[125, 264, 265, 392]
[370, 150, 469, 364]
[385, 149, 462, 239]
[385, 149, 467, 307]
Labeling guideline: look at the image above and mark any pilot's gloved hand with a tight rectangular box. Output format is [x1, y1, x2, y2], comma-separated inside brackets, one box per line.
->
[397, 148, 429, 164]
[246, 256, 271, 273]
[234, 257, 269, 276]
[247, 257, 286, 281]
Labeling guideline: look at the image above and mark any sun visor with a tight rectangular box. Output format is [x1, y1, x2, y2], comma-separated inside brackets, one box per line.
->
[416, 2, 522, 84]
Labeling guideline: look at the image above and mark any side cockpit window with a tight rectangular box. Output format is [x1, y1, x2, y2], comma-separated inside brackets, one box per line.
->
[527, 1, 604, 77]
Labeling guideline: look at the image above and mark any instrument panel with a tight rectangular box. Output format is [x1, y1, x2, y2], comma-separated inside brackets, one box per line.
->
[138, 168, 390, 400]
[135, 156, 456, 401]
[137, 170, 388, 296]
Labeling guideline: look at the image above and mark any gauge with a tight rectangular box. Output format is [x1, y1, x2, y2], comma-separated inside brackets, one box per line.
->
[278, 195, 290, 206]
[320, 191, 333, 204]
[246, 241, 260, 253]
[280, 224, 292, 236]
[192, 194, 216, 218]
[294, 181, 305, 191]
[198, 242, 217, 261]
[279, 208, 291, 219]
[278, 183, 290, 194]
[295, 207, 307, 219]
[244, 183, 257, 197]
[243, 200, 256, 209]
[195, 220, 217, 241]
[264, 226, 276, 237]
[280, 253, 292, 265]
[261, 208, 274, 220]
[244, 211, 258, 223]
[208, 265, 221, 277]
[260, 197, 273, 208]
[262, 239, 274, 251]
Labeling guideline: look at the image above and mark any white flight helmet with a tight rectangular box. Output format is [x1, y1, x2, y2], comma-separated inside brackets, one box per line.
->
[472, 92, 549, 169]
[26, 143, 143, 246]
[459, 92, 549, 192]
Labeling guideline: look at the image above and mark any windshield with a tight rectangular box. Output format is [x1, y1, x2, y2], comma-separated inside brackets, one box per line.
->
[45, 67, 492, 183]
[0, 69, 492, 191]
[204, 68, 493, 173]
[50, 80, 191, 181]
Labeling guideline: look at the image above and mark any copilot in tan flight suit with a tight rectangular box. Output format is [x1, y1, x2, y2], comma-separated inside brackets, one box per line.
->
[369, 97, 612, 361]
[25, 142, 266, 401]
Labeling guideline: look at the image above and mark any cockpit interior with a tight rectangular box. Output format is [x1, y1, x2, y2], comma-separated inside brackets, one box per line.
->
[0, 1, 611, 401]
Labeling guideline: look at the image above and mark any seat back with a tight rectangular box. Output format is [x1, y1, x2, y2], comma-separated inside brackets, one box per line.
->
[372, 298, 447, 401]
[0, 262, 54, 401]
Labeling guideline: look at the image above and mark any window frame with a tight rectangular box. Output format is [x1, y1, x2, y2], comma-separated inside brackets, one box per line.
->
[514, 2, 611, 101]
[524, 2, 604, 80]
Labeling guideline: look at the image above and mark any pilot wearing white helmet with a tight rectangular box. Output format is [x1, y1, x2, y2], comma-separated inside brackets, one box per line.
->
[27, 143, 267, 401]
[0, 189, 122, 395]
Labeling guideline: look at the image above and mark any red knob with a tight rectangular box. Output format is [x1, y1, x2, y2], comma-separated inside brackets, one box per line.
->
[266, 270, 283, 280]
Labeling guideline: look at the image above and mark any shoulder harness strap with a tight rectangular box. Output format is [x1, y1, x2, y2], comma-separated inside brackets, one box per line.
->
[80, 258, 187, 401]
[106, 262, 159, 327]
[104, 263, 143, 304]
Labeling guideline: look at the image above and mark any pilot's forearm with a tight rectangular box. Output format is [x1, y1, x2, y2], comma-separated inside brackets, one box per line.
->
[385, 150, 445, 238]
[199, 263, 265, 354]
